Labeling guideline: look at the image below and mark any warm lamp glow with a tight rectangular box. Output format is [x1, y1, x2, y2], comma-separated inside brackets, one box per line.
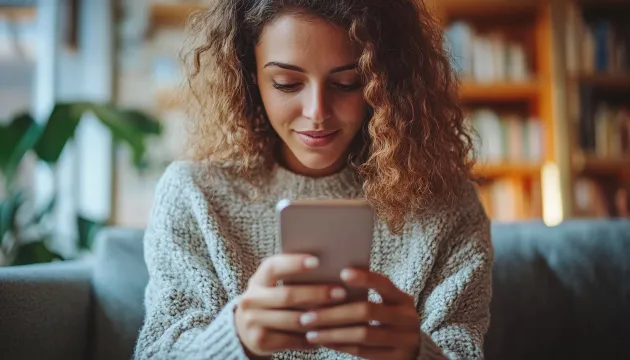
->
[542, 162, 563, 227]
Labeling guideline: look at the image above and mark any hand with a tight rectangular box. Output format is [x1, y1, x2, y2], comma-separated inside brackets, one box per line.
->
[299, 269, 421, 360]
[235, 254, 349, 357]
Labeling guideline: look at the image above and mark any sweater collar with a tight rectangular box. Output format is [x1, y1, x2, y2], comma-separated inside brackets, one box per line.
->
[268, 163, 364, 200]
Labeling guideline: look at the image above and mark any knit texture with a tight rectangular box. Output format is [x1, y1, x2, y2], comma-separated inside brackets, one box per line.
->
[134, 161, 493, 360]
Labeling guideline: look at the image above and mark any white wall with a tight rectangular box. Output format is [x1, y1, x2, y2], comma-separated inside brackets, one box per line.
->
[74, 0, 114, 224]
[33, 0, 114, 256]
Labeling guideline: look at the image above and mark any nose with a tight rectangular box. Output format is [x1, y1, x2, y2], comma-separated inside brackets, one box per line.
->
[303, 84, 331, 124]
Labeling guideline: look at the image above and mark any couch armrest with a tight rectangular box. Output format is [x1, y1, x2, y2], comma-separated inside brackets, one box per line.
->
[0, 259, 93, 360]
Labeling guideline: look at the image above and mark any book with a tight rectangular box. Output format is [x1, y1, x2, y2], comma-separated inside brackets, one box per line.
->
[581, 102, 630, 157]
[445, 21, 474, 79]
[445, 21, 530, 83]
[566, 13, 630, 76]
[469, 109, 543, 164]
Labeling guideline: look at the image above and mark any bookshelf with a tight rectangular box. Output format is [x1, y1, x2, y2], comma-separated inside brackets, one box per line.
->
[459, 82, 539, 102]
[434, 0, 539, 19]
[580, 0, 630, 10]
[574, 155, 630, 175]
[563, 0, 630, 218]
[431, 0, 558, 222]
[575, 75, 630, 91]
[473, 163, 542, 179]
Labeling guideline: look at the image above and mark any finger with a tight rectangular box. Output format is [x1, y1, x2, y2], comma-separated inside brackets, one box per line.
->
[249, 328, 315, 354]
[306, 326, 418, 349]
[242, 309, 305, 332]
[341, 269, 413, 305]
[250, 254, 320, 286]
[239, 284, 348, 309]
[299, 302, 419, 330]
[325, 345, 407, 360]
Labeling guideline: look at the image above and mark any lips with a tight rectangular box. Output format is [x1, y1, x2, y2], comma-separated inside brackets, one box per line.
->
[296, 130, 339, 137]
[294, 130, 340, 147]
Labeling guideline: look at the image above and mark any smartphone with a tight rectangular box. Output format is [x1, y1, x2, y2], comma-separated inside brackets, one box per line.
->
[276, 198, 375, 304]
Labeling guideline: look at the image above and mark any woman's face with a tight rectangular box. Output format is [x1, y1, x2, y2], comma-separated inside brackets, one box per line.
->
[255, 13, 368, 177]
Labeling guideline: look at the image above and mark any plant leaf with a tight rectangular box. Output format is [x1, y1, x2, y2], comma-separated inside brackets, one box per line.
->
[0, 191, 24, 248]
[12, 241, 63, 266]
[0, 113, 39, 186]
[122, 109, 162, 136]
[0, 113, 35, 171]
[77, 215, 104, 250]
[0, 201, 11, 248]
[89, 104, 150, 167]
[34, 102, 90, 164]
[4, 123, 43, 188]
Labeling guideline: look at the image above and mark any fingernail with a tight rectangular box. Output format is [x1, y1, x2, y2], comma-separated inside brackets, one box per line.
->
[304, 257, 319, 269]
[300, 312, 317, 325]
[306, 331, 318, 341]
[330, 287, 347, 300]
[340, 269, 354, 281]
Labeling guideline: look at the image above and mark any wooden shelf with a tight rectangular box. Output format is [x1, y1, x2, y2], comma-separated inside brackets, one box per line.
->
[149, 3, 206, 27]
[573, 154, 630, 175]
[579, 0, 630, 11]
[459, 82, 539, 102]
[0, 7, 36, 20]
[576, 75, 630, 92]
[431, 0, 539, 20]
[473, 162, 542, 178]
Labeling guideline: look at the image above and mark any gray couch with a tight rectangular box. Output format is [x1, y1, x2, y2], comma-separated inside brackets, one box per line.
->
[1, 220, 630, 360]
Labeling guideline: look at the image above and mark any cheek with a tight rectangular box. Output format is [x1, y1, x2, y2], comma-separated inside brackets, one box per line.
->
[334, 94, 367, 130]
[259, 88, 299, 130]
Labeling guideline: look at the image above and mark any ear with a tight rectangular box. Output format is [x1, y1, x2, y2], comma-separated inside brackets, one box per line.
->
[251, 71, 258, 85]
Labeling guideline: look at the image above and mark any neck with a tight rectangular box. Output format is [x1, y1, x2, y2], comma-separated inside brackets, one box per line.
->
[279, 145, 348, 178]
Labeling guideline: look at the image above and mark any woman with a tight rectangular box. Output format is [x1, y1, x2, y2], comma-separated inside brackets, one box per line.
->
[134, 0, 492, 359]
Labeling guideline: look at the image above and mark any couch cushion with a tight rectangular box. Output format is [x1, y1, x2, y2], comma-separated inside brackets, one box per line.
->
[485, 220, 630, 360]
[90, 227, 146, 360]
[93, 220, 630, 360]
[0, 260, 92, 360]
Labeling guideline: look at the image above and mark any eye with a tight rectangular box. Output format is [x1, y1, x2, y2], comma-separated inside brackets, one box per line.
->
[333, 82, 363, 92]
[272, 81, 301, 93]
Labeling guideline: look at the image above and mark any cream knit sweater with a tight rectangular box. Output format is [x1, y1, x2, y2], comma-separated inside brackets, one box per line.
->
[134, 161, 492, 360]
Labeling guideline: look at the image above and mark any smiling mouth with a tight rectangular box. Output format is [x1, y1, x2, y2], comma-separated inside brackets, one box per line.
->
[294, 130, 340, 147]
[295, 130, 339, 138]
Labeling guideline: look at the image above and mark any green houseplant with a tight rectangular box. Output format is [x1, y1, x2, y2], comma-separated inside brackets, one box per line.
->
[0, 102, 162, 266]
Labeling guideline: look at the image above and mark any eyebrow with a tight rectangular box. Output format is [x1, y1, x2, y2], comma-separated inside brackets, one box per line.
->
[263, 61, 357, 74]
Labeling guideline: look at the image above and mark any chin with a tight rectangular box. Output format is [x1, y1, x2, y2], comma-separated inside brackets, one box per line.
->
[296, 153, 344, 171]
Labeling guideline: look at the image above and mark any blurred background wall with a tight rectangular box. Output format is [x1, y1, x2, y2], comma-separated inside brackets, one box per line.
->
[1, 0, 629, 250]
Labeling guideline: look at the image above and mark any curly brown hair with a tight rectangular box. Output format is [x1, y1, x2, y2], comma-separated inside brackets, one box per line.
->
[182, 0, 475, 233]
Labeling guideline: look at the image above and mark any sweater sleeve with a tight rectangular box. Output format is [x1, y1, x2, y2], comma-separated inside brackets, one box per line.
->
[133, 163, 249, 360]
[416, 184, 493, 360]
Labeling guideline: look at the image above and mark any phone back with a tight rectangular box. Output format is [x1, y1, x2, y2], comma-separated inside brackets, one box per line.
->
[277, 199, 374, 303]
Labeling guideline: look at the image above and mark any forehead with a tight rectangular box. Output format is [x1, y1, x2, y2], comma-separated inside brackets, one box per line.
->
[255, 13, 358, 69]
